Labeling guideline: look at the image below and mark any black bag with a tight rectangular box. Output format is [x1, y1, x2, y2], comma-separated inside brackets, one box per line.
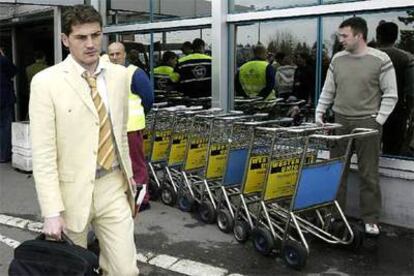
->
[8, 233, 100, 276]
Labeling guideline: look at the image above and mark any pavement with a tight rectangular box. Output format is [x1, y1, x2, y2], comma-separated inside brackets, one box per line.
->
[1, 162, 414, 275]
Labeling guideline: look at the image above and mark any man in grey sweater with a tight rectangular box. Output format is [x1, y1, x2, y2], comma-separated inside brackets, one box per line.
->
[315, 17, 398, 236]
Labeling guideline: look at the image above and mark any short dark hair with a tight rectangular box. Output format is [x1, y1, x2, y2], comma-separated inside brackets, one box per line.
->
[339, 17, 368, 41]
[62, 5, 102, 36]
[181, 41, 192, 51]
[192, 38, 205, 51]
[162, 51, 177, 64]
[376, 22, 398, 45]
[253, 44, 267, 57]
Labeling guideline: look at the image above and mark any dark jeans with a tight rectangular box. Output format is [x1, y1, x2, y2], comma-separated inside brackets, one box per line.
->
[333, 113, 382, 224]
[0, 105, 14, 162]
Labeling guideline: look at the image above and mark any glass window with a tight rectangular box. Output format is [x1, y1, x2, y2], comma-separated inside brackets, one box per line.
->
[152, 0, 211, 22]
[108, 28, 211, 105]
[150, 28, 211, 104]
[322, 0, 366, 4]
[152, 29, 211, 63]
[234, 18, 318, 117]
[15, 0, 83, 4]
[323, 10, 414, 158]
[106, 0, 151, 25]
[230, 0, 318, 14]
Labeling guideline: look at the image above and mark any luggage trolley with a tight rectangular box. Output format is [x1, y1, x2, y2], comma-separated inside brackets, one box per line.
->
[214, 118, 294, 233]
[230, 124, 281, 245]
[242, 126, 323, 264]
[159, 108, 223, 206]
[177, 113, 267, 218]
[234, 97, 284, 116]
[279, 127, 378, 269]
[145, 105, 202, 199]
[249, 126, 378, 270]
[195, 114, 269, 223]
[230, 124, 337, 245]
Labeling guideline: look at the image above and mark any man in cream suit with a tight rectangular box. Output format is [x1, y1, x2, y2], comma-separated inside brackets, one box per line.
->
[29, 5, 138, 275]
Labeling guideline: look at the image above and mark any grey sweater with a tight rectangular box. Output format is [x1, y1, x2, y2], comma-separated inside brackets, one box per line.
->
[316, 47, 398, 125]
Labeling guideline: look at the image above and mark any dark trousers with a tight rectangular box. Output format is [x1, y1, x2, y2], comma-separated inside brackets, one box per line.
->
[334, 113, 382, 224]
[382, 107, 408, 155]
[0, 105, 14, 162]
[128, 130, 149, 204]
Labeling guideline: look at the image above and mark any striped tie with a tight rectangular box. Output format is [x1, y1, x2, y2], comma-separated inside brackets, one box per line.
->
[83, 72, 115, 170]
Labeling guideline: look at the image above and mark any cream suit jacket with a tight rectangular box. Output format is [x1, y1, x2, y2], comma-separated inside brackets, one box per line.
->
[29, 55, 135, 232]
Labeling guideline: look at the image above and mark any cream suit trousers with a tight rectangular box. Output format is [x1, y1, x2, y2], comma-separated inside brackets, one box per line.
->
[65, 170, 138, 276]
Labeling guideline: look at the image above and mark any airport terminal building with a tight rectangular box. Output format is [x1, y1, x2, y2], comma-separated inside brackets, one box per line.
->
[1, 0, 413, 229]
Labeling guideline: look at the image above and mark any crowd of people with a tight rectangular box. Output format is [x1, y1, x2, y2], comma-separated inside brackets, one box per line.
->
[0, 4, 413, 274]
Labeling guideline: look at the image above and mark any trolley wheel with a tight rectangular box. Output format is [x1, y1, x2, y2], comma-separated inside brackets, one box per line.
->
[281, 240, 308, 270]
[177, 191, 195, 212]
[233, 220, 250, 243]
[331, 221, 363, 251]
[160, 185, 177, 206]
[198, 201, 217, 224]
[252, 227, 275, 256]
[347, 223, 364, 251]
[217, 208, 234, 233]
[148, 178, 160, 201]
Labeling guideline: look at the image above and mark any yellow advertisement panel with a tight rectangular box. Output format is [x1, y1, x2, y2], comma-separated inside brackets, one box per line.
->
[168, 133, 187, 166]
[184, 137, 208, 171]
[206, 144, 228, 179]
[264, 152, 317, 201]
[264, 156, 300, 201]
[243, 155, 268, 194]
[151, 130, 172, 162]
[143, 129, 152, 159]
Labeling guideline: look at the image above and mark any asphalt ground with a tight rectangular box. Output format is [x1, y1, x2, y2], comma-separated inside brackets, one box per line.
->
[1, 162, 413, 275]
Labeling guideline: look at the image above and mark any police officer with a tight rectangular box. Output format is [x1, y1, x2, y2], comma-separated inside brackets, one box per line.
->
[235, 44, 276, 99]
[154, 51, 179, 93]
[175, 38, 212, 98]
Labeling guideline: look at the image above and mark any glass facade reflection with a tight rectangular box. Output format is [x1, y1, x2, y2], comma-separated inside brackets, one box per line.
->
[106, 0, 212, 25]
[106, 0, 151, 25]
[235, 19, 318, 111]
[230, 0, 318, 13]
[323, 10, 414, 157]
[1, 0, 413, 158]
[322, 0, 366, 3]
[152, 0, 211, 22]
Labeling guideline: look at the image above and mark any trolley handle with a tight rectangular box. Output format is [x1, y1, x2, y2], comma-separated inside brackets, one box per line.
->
[152, 102, 169, 109]
[252, 112, 269, 118]
[238, 117, 293, 126]
[254, 123, 342, 133]
[208, 107, 224, 113]
[287, 123, 342, 132]
[162, 105, 188, 112]
[276, 99, 307, 106]
[308, 128, 378, 141]
[215, 113, 266, 121]
[234, 96, 263, 103]
[229, 110, 244, 115]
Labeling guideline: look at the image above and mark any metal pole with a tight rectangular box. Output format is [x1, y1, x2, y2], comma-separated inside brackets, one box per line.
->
[53, 7, 62, 64]
[211, 0, 229, 111]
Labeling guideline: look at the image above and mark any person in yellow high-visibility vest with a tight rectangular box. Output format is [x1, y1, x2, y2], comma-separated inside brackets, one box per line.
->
[153, 51, 179, 93]
[108, 42, 154, 211]
[235, 44, 276, 100]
